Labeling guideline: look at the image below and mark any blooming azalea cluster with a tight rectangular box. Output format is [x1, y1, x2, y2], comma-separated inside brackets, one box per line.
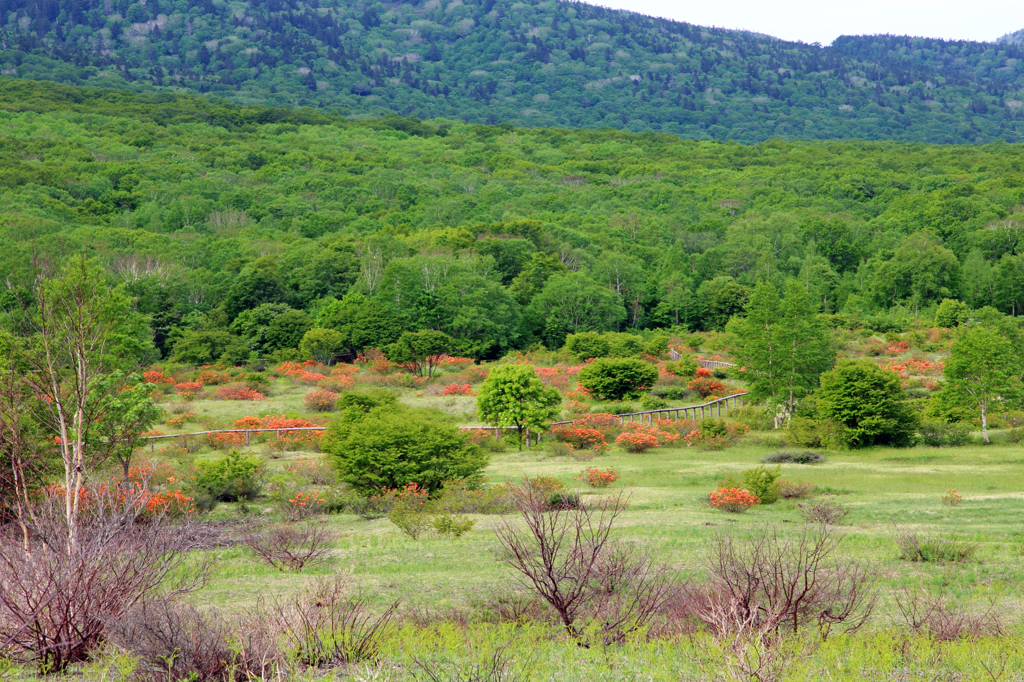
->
[682, 419, 749, 450]
[207, 431, 247, 448]
[216, 385, 265, 401]
[614, 422, 679, 453]
[143, 370, 175, 384]
[198, 370, 231, 386]
[531, 364, 585, 392]
[577, 467, 620, 488]
[436, 355, 475, 368]
[709, 487, 760, 513]
[175, 381, 204, 400]
[372, 482, 430, 505]
[44, 469, 196, 518]
[552, 426, 609, 452]
[304, 388, 340, 411]
[527, 476, 564, 493]
[695, 367, 714, 378]
[885, 340, 911, 356]
[287, 490, 327, 520]
[883, 359, 944, 377]
[165, 412, 197, 428]
[941, 489, 963, 507]
[688, 377, 727, 398]
[233, 415, 324, 446]
[441, 383, 474, 396]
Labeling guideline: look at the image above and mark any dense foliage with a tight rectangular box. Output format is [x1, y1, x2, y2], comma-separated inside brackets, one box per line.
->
[4, 80, 1024, 363]
[816, 360, 919, 447]
[322, 401, 487, 494]
[2, 0, 1024, 142]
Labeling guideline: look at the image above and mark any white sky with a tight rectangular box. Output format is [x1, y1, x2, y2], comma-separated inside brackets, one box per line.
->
[587, 0, 1024, 46]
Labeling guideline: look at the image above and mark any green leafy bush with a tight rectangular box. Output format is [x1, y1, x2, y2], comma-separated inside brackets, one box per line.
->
[191, 452, 263, 505]
[761, 451, 828, 464]
[577, 358, 659, 401]
[895, 530, 978, 563]
[564, 331, 611, 360]
[817, 360, 918, 447]
[639, 394, 668, 411]
[322, 403, 487, 496]
[920, 421, 974, 447]
[740, 466, 782, 505]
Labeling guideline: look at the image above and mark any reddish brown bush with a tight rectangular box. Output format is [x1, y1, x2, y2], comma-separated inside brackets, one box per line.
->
[243, 520, 337, 572]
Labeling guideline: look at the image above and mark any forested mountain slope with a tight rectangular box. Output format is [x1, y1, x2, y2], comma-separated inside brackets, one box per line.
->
[2, 0, 1024, 142]
[2, 80, 1023, 361]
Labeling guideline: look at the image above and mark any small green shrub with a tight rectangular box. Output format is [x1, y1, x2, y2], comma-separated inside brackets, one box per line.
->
[238, 372, 271, 393]
[920, 421, 973, 447]
[740, 465, 781, 505]
[662, 358, 697, 378]
[577, 358, 660, 401]
[649, 387, 689, 400]
[788, 416, 847, 449]
[564, 331, 611, 360]
[547, 491, 581, 510]
[431, 513, 475, 538]
[602, 402, 638, 416]
[639, 394, 668, 411]
[191, 452, 263, 504]
[761, 451, 828, 464]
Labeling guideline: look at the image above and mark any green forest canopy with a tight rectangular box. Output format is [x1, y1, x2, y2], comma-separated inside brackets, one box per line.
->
[2, 0, 1024, 142]
[2, 80, 1024, 360]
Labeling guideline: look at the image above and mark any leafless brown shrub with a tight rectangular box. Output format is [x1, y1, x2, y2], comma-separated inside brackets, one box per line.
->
[0, 492, 206, 673]
[797, 500, 849, 525]
[269, 576, 398, 668]
[107, 599, 281, 681]
[243, 520, 337, 571]
[696, 524, 875, 640]
[494, 486, 671, 646]
[895, 583, 1005, 640]
[776, 480, 816, 499]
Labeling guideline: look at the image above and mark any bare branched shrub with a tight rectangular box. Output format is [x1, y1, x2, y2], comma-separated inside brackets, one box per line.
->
[494, 486, 670, 645]
[895, 583, 1005, 640]
[798, 500, 848, 525]
[107, 599, 281, 681]
[243, 520, 337, 571]
[473, 588, 549, 626]
[697, 524, 875, 640]
[0, 492, 206, 673]
[270, 576, 398, 668]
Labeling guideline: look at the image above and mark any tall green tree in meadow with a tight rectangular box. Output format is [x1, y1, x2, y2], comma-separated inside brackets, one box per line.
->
[476, 365, 562, 450]
[942, 325, 1022, 444]
[729, 281, 833, 427]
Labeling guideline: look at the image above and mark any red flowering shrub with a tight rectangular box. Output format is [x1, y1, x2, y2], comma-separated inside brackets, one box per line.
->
[886, 340, 911, 356]
[532, 364, 585, 392]
[615, 428, 660, 453]
[709, 487, 760, 513]
[614, 422, 680, 453]
[681, 418, 749, 450]
[207, 431, 246, 449]
[318, 375, 355, 392]
[276, 361, 304, 377]
[458, 365, 490, 383]
[284, 457, 337, 485]
[695, 367, 713, 378]
[293, 371, 328, 385]
[175, 381, 203, 400]
[356, 348, 394, 374]
[216, 384, 265, 401]
[552, 426, 609, 452]
[577, 467, 620, 488]
[144, 370, 175, 384]
[688, 377, 727, 398]
[437, 355, 474, 368]
[165, 412, 198, 428]
[286, 490, 327, 520]
[304, 388, 340, 412]
[44, 468, 196, 518]
[330, 364, 359, 377]
[526, 476, 563, 493]
[198, 370, 231, 386]
[571, 412, 621, 432]
[441, 383, 474, 396]
[232, 415, 324, 448]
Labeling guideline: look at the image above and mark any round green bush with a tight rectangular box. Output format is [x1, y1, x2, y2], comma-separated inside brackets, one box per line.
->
[577, 358, 659, 401]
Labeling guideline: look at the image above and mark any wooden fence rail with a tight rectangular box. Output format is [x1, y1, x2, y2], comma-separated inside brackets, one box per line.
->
[136, 392, 749, 450]
[667, 349, 735, 370]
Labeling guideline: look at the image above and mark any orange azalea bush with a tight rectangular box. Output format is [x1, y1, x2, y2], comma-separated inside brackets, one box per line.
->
[681, 418, 749, 450]
[286, 490, 327, 520]
[551, 426, 608, 452]
[577, 467, 620, 488]
[165, 411, 198, 428]
[441, 383, 474, 396]
[216, 384, 265, 401]
[614, 422, 680, 453]
[175, 381, 203, 400]
[207, 431, 247, 449]
[304, 388, 340, 412]
[198, 370, 231, 386]
[526, 476, 563, 493]
[232, 415, 324, 448]
[709, 487, 760, 513]
[688, 377, 727, 398]
[144, 370, 175, 384]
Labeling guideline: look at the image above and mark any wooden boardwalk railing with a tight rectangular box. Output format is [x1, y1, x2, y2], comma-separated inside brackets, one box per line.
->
[138, 393, 749, 450]
[667, 349, 736, 370]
